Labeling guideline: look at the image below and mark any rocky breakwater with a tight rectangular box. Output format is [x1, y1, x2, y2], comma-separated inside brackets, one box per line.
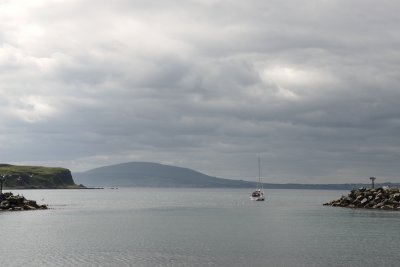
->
[324, 187, 400, 210]
[0, 192, 47, 211]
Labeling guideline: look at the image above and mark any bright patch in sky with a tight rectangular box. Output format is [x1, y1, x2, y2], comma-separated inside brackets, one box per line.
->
[13, 95, 55, 123]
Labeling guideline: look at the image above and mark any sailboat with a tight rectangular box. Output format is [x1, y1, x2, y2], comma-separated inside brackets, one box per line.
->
[250, 157, 265, 201]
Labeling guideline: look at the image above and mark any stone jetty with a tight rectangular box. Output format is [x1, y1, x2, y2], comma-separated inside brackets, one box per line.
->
[0, 192, 47, 211]
[324, 187, 400, 210]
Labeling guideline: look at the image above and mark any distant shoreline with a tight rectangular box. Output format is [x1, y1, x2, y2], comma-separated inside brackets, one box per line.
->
[73, 162, 400, 190]
[3, 182, 400, 190]
[260, 182, 400, 190]
[4, 188, 84, 190]
[7, 183, 396, 190]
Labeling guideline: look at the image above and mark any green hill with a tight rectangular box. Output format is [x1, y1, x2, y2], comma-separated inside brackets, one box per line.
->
[73, 162, 400, 189]
[73, 162, 255, 188]
[0, 164, 82, 189]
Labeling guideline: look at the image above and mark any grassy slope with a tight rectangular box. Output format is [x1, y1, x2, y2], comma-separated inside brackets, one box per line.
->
[0, 164, 81, 189]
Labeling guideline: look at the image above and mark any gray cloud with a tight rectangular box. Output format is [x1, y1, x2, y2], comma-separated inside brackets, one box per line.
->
[1, 0, 400, 183]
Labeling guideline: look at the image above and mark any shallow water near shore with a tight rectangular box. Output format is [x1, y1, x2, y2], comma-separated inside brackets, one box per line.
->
[1, 188, 399, 266]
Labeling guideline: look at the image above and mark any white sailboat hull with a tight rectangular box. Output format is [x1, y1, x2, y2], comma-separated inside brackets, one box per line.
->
[250, 189, 265, 201]
[250, 195, 265, 201]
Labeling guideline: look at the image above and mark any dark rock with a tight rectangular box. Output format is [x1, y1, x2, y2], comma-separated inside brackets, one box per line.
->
[23, 205, 36, 210]
[0, 192, 47, 212]
[0, 201, 9, 209]
[324, 187, 400, 211]
[373, 203, 384, 209]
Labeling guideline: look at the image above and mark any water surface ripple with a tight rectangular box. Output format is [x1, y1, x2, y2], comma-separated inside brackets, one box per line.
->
[1, 188, 399, 266]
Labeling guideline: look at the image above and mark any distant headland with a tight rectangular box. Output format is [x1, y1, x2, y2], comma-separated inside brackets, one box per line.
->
[0, 164, 84, 189]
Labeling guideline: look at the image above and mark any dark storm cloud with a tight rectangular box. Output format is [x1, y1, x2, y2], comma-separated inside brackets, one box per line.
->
[0, 0, 400, 182]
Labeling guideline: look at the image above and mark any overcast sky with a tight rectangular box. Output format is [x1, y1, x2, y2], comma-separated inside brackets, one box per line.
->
[1, 0, 400, 183]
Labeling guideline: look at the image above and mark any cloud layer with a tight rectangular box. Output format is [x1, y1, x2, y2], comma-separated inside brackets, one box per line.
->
[1, 0, 400, 183]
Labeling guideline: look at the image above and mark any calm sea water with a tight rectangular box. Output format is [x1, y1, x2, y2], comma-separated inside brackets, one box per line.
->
[1, 188, 399, 267]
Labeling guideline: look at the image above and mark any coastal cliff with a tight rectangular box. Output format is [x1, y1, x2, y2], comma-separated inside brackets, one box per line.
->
[324, 187, 400, 210]
[0, 164, 84, 189]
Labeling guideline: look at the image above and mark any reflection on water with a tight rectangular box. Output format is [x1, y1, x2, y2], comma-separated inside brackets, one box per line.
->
[1, 188, 399, 266]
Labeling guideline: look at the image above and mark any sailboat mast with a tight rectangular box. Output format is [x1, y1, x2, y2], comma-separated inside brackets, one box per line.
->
[258, 157, 261, 184]
[258, 157, 263, 190]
